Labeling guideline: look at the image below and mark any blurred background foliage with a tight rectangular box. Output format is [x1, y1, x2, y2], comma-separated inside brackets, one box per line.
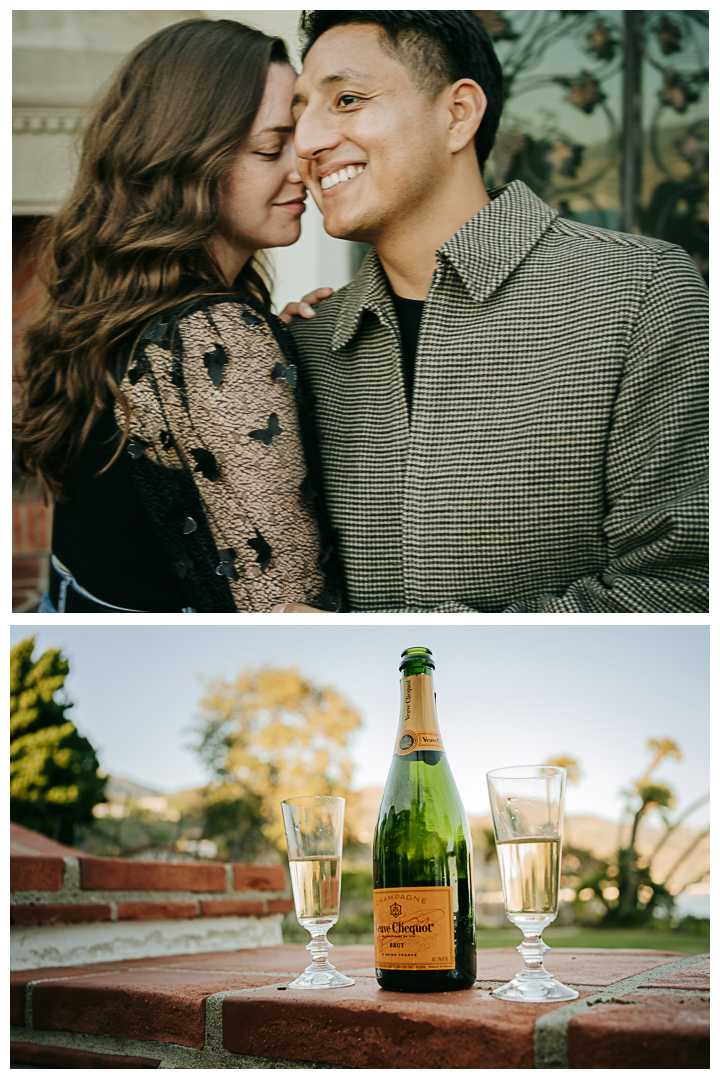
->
[10, 637, 106, 844]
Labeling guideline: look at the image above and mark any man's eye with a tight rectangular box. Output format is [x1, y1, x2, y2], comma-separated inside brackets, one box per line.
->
[337, 94, 361, 107]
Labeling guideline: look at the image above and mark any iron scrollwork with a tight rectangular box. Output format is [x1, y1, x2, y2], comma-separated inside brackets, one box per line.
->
[479, 10, 708, 280]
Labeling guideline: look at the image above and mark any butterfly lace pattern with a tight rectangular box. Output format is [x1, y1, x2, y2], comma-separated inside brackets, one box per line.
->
[116, 298, 333, 612]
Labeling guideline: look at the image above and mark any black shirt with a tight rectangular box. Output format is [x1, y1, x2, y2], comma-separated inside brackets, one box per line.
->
[389, 287, 425, 402]
[51, 406, 187, 611]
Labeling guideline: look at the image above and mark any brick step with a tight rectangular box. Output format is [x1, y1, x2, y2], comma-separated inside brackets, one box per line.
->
[11, 849, 294, 970]
[10, 945, 710, 1069]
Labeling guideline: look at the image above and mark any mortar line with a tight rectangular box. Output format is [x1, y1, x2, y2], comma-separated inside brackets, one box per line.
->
[11, 1020, 343, 1068]
[205, 981, 313, 1052]
[533, 952, 710, 1069]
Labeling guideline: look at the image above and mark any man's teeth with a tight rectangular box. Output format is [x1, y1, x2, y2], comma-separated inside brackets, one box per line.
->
[320, 164, 364, 190]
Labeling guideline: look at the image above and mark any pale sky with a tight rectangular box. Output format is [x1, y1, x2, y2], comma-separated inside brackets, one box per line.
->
[10, 625, 709, 830]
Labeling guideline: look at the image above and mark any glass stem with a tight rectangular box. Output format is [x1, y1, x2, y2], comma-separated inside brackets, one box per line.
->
[512, 914, 555, 981]
[305, 929, 336, 972]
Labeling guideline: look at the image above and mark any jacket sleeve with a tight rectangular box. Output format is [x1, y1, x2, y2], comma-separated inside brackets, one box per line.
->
[500, 247, 708, 613]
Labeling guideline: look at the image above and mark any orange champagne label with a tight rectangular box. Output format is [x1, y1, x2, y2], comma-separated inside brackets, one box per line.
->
[373, 886, 455, 970]
[395, 730, 445, 755]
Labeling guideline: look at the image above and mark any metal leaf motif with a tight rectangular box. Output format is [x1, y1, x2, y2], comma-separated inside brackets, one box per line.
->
[659, 70, 700, 114]
[555, 71, 606, 115]
[545, 138, 585, 179]
[586, 19, 617, 62]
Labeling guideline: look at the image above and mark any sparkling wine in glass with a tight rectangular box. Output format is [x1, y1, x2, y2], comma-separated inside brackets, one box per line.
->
[281, 795, 355, 989]
[486, 765, 578, 1002]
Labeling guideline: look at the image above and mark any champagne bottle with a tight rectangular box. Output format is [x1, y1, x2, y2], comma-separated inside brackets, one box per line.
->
[372, 647, 476, 992]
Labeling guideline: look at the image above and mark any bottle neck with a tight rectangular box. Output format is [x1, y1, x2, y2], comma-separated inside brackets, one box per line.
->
[395, 671, 444, 756]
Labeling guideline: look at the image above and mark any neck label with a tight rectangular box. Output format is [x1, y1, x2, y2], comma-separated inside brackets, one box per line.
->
[396, 674, 444, 756]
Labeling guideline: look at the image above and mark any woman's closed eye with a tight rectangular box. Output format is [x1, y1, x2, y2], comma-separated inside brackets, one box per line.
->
[254, 148, 282, 159]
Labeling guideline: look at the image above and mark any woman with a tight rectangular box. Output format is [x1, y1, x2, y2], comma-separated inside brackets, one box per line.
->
[15, 19, 342, 613]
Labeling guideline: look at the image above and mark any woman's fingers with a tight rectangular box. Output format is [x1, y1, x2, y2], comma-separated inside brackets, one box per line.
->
[277, 287, 334, 325]
[301, 287, 333, 305]
[270, 603, 327, 613]
[278, 303, 308, 325]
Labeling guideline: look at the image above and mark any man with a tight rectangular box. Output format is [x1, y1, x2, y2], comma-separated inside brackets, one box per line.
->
[283, 10, 708, 613]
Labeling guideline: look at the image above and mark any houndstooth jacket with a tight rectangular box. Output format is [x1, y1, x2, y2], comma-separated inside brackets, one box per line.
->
[290, 180, 708, 613]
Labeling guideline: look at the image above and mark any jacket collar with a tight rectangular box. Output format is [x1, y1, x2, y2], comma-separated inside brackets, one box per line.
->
[330, 180, 558, 351]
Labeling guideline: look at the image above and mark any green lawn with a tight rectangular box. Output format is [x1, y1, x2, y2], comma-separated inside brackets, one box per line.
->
[324, 925, 709, 956]
[480, 926, 709, 955]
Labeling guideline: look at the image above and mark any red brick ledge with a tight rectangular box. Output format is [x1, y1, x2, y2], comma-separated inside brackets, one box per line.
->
[11, 854, 285, 894]
[10, 1042, 161, 1069]
[11, 853, 293, 925]
[9, 945, 710, 1069]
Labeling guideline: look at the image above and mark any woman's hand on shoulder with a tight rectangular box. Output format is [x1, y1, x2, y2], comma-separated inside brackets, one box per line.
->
[271, 603, 328, 613]
[278, 287, 333, 325]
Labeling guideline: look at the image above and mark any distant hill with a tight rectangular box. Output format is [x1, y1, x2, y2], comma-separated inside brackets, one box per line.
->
[104, 775, 165, 802]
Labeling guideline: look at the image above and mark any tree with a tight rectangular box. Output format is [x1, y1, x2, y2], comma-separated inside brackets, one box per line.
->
[575, 736, 707, 926]
[545, 756, 581, 784]
[10, 637, 107, 844]
[193, 666, 361, 859]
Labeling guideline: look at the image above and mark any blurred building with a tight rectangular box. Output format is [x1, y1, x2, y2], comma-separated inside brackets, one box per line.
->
[12, 10, 355, 311]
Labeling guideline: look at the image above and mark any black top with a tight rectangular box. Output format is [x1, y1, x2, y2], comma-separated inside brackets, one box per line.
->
[389, 287, 425, 402]
[49, 294, 345, 614]
[51, 406, 187, 611]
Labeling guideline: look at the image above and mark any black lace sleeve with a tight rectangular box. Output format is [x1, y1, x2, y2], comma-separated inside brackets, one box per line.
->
[242, 296, 348, 613]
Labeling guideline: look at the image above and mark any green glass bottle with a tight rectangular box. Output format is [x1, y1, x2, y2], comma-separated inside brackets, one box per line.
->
[373, 647, 476, 992]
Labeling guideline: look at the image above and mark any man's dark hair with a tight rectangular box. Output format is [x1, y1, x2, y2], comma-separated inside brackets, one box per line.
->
[299, 10, 504, 173]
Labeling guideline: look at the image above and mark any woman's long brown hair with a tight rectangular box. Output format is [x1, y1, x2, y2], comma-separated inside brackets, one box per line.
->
[16, 18, 291, 499]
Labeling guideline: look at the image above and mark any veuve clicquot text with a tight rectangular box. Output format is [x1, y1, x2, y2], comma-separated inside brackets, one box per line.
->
[372, 647, 476, 991]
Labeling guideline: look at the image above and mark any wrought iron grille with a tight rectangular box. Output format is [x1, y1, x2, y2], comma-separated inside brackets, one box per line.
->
[480, 10, 708, 281]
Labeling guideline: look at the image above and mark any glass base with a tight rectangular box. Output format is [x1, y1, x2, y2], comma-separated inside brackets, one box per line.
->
[288, 966, 355, 990]
[288, 924, 355, 989]
[492, 975, 578, 1002]
[492, 912, 578, 1002]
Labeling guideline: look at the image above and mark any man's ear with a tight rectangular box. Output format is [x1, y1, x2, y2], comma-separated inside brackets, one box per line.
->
[445, 78, 487, 154]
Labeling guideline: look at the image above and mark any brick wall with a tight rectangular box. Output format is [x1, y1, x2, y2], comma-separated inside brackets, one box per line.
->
[11, 851, 294, 971]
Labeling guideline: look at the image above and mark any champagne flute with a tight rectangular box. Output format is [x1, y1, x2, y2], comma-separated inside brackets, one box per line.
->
[281, 795, 355, 989]
[486, 765, 578, 1002]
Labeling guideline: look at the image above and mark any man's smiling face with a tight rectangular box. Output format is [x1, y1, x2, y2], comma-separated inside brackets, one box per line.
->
[292, 23, 448, 244]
